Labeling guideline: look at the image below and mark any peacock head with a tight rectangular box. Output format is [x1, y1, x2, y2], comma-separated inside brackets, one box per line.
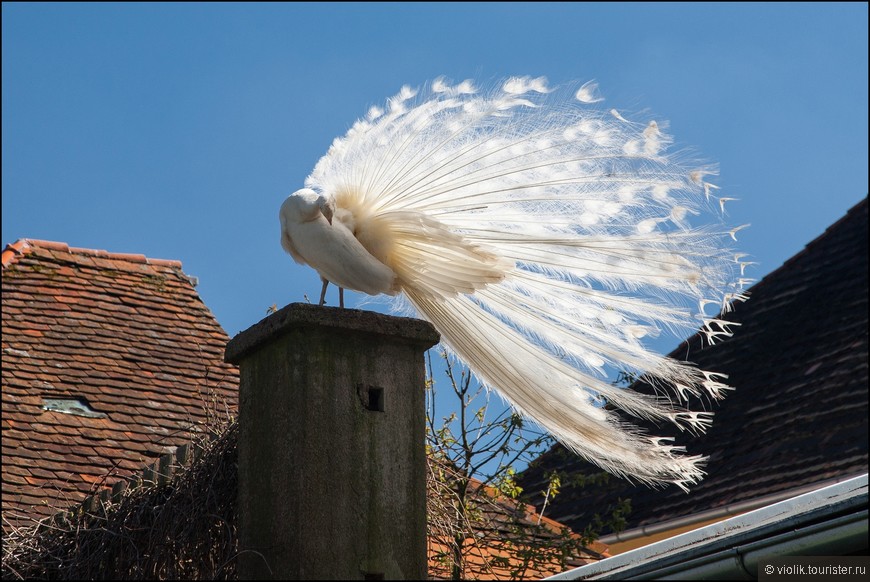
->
[291, 188, 335, 225]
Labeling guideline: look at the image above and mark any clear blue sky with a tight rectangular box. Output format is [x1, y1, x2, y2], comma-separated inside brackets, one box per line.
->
[3, 3, 867, 469]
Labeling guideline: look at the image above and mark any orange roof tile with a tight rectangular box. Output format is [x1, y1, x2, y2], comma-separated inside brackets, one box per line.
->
[2, 239, 238, 532]
[3, 238, 603, 577]
[427, 471, 607, 579]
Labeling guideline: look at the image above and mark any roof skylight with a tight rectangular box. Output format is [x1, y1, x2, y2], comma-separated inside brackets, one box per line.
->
[42, 397, 108, 419]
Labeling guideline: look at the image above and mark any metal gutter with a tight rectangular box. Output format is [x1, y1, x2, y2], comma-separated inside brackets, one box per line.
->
[547, 473, 868, 580]
[598, 472, 867, 545]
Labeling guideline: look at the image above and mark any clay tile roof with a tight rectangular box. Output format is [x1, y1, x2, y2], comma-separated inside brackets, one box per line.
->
[428, 473, 607, 579]
[2, 239, 239, 532]
[517, 196, 869, 535]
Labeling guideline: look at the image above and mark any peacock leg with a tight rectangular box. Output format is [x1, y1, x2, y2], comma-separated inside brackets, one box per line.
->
[318, 278, 329, 306]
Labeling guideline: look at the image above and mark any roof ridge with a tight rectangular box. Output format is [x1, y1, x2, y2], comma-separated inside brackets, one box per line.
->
[2, 238, 183, 269]
[1, 239, 31, 268]
[464, 473, 584, 535]
[667, 195, 868, 344]
[516, 195, 868, 537]
[767, 195, 867, 282]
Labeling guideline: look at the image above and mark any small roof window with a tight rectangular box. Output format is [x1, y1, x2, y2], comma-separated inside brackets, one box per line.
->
[42, 397, 108, 419]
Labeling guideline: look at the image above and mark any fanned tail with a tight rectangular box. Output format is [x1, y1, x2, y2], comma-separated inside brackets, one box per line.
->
[304, 76, 749, 489]
[405, 287, 708, 489]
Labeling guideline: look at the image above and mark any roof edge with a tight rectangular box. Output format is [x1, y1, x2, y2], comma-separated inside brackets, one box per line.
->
[2, 238, 183, 269]
[598, 471, 868, 545]
[1, 239, 32, 268]
[773, 195, 867, 276]
[549, 473, 868, 580]
[667, 195, 867, 355]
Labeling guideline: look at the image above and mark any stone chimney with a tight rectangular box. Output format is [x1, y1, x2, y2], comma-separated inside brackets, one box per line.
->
[225, 303, 439, 580]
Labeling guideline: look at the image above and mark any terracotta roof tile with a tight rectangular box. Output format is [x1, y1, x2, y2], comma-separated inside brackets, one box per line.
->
[2, 238, 238, 532]
[3, 238, 602, 575]
[518, 196, 869, 535]
[428, 472, 607, 579]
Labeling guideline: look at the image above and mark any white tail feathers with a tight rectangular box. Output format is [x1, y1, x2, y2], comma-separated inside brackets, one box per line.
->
[288, 76, 749, 490]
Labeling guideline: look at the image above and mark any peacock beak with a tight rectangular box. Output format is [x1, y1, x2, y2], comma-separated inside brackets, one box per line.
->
[320, 199, 335, 225]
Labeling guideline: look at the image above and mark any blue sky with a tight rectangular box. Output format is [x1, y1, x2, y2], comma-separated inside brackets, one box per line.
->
[3, 3, 867, 472]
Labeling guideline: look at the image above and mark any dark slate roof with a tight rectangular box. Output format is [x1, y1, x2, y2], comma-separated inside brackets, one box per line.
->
[517, 196, 869, 535]
[1, 239, 239, 533]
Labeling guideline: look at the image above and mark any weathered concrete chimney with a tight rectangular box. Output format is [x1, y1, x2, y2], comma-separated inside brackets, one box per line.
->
[225, 303, 439, 580]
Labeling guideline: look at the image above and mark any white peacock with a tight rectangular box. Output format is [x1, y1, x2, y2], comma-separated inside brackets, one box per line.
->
[280, 76, 750, 490]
